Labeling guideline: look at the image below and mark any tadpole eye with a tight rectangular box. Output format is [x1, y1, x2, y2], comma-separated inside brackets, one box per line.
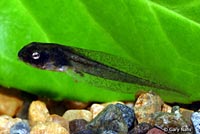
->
[32, 52, 40, 59]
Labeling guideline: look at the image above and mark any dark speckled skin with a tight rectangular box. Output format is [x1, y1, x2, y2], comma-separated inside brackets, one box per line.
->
[18, 42, 176, 91]
[18, 42, 72, 70]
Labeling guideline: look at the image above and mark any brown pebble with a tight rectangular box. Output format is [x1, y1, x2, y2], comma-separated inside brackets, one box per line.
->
[180, 108, 194, 125]
[162, 104, 172, 113]
[47, 114, 69, 131]
[0, 115, 22, 133]
[30, 122, 69, 134]
[134, 92, 164, 125]
[69, 119, 88, 133]
[64, 100, 90, 109]
[29, 100, 50, 126]
[63, 110, 92, 122]
[128, 122, 152, 134]
[0, 88, 23, 117]
[153, 112, 192, 134]
[147, 128, 166, 134]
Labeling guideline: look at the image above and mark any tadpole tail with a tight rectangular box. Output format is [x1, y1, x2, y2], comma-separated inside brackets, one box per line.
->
[65, 48, 186, 95]
[69, 54, 174, 91]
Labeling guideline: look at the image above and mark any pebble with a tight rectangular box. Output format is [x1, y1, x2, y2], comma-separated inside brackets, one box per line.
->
[171, 105, 180, 113]
[63, 110, 92, 122]
[0, 115, 22, 134]
[10, 121, 30, 134]
[134, 92, 164, 125]
[69, 119, 88, 133]
[0, 89, 23, 117]
[124, 102, 134, 108]
[102, 101, 124, 107]
[28, 100, 50, 126]
[146, 127, 166, 134]
[90, 104, 105, 118]
[73, 129, 95, 134]
[162, 104, 172, 113]
[30, 122, 69, 134]
[87, 104, 128, 133]
[162, 105, 193, 126]
[64, 100, 90, 109]
[171, 106, 182, 119]
[101, 130, 120, 134]
[89, 101, 124, 118]
[47, 114, 69, 131]
[191, 112, 200, 134]
[0, 87, 198, 134]
[115, 103, 135, 129]
[128, 122, 152, 134]
[153, 112, 192, 134]
[180, 108, 193, 125]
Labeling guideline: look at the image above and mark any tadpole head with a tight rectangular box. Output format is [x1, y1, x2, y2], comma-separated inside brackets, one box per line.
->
[18, 42, 51, 69]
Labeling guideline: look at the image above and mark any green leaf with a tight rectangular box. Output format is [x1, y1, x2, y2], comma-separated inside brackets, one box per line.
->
[0, 0, 199, 103]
